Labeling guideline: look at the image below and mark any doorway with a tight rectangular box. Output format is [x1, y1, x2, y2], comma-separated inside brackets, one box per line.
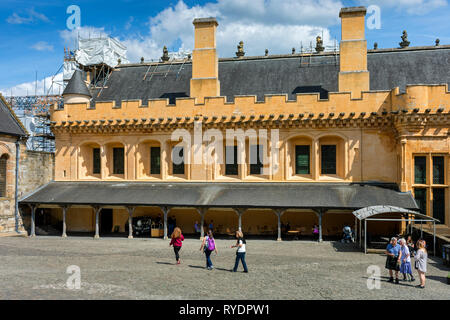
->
[100, 209, 113, 235]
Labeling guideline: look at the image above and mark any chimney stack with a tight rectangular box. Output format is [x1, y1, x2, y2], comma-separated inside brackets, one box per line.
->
[190, 17, 220, 104]
[338, 7, 369, 99]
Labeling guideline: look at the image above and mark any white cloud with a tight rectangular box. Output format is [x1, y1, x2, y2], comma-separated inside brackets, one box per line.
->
[358, 0, 447, 15]
[123, 0, 342, 62]
[1, 73, 63, 97]
[31, 41, 54, 52]
[6, 8, 50, 24]
[4, 0, 343, 94]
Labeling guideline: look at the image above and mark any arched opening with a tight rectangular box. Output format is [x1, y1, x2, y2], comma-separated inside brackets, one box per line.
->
[0, 154, 9, 198]
[286, 135, 313, 180]
[204, 209, 238, 237]
[79, 142, 102, 179]
[242, 209, 277, 238]
[136, 140, 162, 179]
[318, 135, 345, 179]
[105, 142, 126, 178]
[281, 210, 318, 239]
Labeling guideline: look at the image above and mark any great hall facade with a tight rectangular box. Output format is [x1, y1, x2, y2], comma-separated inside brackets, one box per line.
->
[20, 7, 449, 240]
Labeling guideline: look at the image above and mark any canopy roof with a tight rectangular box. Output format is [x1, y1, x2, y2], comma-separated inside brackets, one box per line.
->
[20, 181, 418, 210]
[352, 205, 439, 222]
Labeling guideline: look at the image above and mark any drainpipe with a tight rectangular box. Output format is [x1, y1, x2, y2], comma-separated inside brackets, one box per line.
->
[14, 138, 20, 233]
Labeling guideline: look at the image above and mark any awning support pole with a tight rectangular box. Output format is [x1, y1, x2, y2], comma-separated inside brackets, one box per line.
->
[433, 221, 436, 256]
[62, 206, 68, 238]
[359, 219, 362, 248]
[364, 219, 367, 254]
[126, 206, 135, 239]
[420, 220, 423, 239]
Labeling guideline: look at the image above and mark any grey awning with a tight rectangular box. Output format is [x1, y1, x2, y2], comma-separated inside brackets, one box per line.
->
[352, 205, 439, 222]
[19, 181, 418, 210]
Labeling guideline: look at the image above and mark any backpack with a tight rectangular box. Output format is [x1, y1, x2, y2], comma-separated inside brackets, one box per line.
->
[205, 236, 215, 251]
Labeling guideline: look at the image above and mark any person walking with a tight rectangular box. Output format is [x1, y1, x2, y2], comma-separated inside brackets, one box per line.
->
[169, 227, 184, 264]
[385, 237, 402, 284]
[414, 239, 428, 289]
[399, 238, 415, 282]
[200, 230, 218, 270]
[231, 230, 248, 273]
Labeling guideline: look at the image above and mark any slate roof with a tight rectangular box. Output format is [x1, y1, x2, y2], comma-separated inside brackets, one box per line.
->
[62, 70, 91, 97]
[19, 181, 418, 210]
[0, 94, 27, 137]
[87, 45, 450, 105]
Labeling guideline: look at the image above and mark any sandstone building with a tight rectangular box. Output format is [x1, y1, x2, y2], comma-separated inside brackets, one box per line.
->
[20, 7, 449, 241]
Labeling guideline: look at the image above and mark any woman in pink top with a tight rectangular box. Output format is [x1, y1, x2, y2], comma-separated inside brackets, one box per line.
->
[169, 227, 184, 264]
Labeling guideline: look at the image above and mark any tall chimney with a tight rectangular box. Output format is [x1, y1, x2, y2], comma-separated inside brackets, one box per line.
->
[190, 17, 220, 104]
[338, 7, 369, 99]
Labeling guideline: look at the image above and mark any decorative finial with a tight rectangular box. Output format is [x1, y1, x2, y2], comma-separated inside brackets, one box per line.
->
[292, 48, 295, 54]
[117, 58, 121, 65]
[374, 42, 378, 50]
[315, 36, 324, 53]
[399, 30, 410, 48]
[161, 46, 170, 62]
[435, 38, 440, 46]
[140, 57, 145, 63]
[265, 49, 268, 56]
[236, 41, 245, 58]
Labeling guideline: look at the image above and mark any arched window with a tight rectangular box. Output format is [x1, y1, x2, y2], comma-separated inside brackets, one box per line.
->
[0, 154, 8, 198]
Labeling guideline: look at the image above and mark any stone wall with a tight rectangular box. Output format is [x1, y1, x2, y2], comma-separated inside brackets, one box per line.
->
[0, 141, 54, 234]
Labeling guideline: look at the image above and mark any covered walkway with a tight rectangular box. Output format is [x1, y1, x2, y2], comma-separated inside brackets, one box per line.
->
[19, 181, 418, 242]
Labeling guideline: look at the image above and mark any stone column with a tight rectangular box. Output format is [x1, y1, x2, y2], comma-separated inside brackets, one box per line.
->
[62, 206, 68, 238]
[274, 208, 285, 241]
[196, 207, 207, 240]
[233, 208, 245, 233]
[29, 204, 36, 237]
[94, 206, 102, 239]
[313, 209, 325, 242]
[126, 206, 135, 239]
[162, 206, 170, 240]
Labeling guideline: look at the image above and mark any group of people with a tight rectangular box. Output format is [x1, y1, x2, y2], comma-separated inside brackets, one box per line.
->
[385, 235, 428, 289]
[169, 227, 248, 272]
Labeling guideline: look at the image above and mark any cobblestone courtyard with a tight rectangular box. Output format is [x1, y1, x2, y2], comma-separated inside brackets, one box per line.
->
[0, 236, 449, 300]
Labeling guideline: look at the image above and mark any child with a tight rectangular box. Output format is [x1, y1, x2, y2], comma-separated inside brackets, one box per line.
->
[231, 230, 248, 273]
[200, 230, 218, 270]
[169, 227, 184, 264]
[399, 238, 415, 282]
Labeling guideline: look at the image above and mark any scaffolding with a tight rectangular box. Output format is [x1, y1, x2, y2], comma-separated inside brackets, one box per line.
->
[299, 39, 339, 67]
[6, 95, 62, 152]
[143, 51, 191, 82]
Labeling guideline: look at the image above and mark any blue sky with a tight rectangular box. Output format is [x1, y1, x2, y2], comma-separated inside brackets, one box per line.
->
[1, 0, 449, 95]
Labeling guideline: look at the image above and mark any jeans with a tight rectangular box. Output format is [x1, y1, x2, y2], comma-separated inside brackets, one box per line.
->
[173, 246, 181, 261]
[205, 249, 213, 268]
[233, 252, 248, 272]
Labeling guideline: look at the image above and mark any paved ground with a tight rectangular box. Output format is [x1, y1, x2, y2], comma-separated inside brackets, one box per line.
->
[0, 236, 449, 300]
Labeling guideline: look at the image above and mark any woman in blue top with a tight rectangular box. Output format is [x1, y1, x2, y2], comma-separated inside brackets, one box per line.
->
[385, 237, 402, 284]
